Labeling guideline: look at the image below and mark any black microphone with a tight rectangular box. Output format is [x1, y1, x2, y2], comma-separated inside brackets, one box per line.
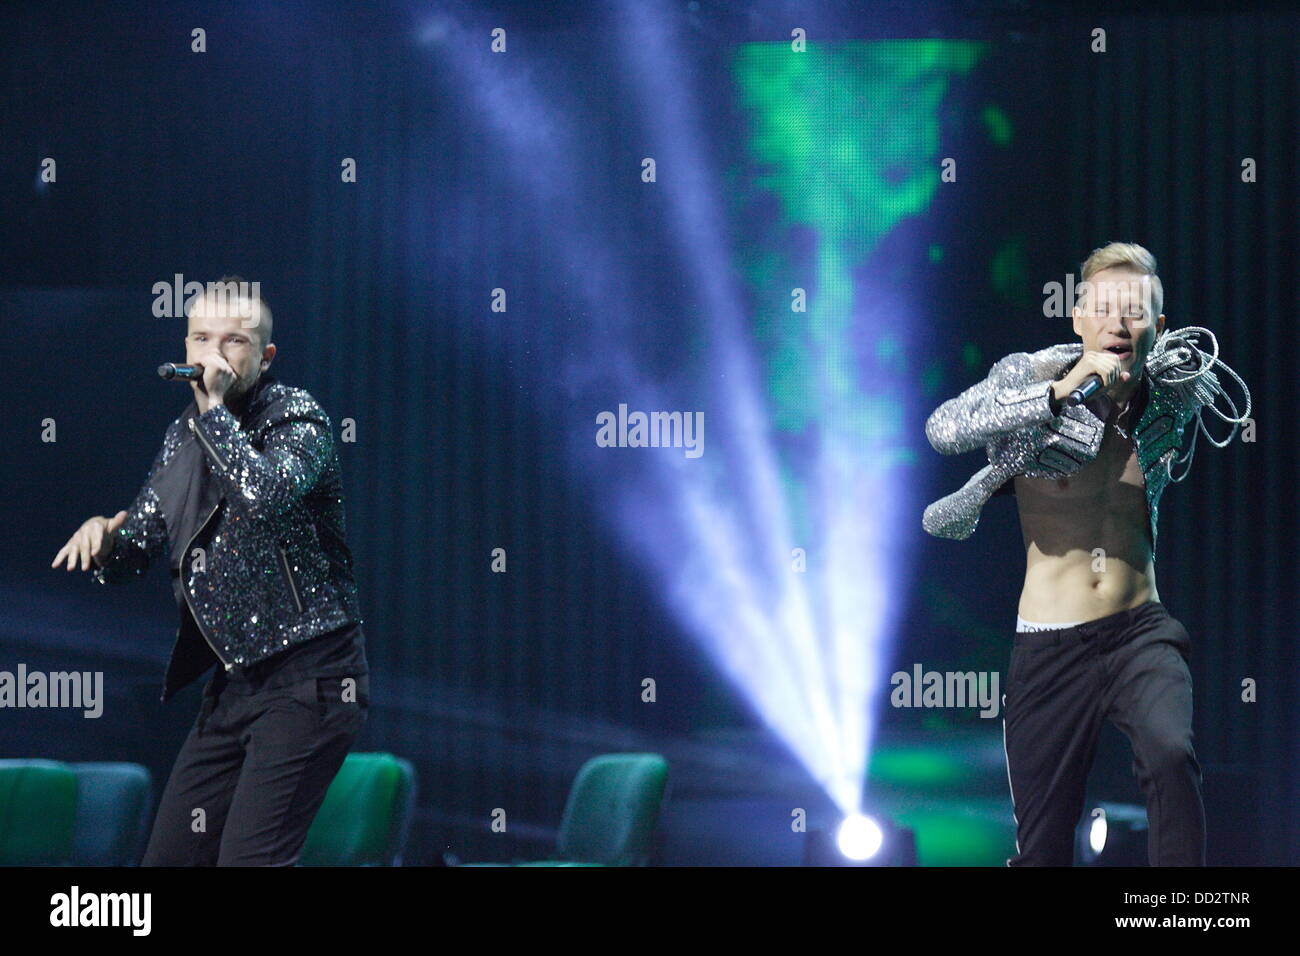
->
[158, 362, 204, 381]
[1064, 374, 1103, 407]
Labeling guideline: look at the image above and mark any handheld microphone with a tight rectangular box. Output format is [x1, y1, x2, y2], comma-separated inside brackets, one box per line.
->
[1065, 374, 1103, 407]
[158, 362, 204, 381]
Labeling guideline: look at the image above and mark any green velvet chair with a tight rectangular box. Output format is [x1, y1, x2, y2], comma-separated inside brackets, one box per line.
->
[298, 752, 416, 866]
[461, 752, 669, 866]
[71, 761, 154, 866]
[0, 759, 79, 866]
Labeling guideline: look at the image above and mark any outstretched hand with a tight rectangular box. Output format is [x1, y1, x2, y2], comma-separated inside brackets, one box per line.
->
[51, 510, 128, 571]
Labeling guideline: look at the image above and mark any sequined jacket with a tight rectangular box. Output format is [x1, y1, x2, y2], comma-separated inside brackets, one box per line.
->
[922, 341, 1215, 560]
[93, 374, 362, 702]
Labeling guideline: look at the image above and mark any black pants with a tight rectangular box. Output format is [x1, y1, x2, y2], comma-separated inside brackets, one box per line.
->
[140, 672, 368, 866]
[1001, 600, 1205, 866]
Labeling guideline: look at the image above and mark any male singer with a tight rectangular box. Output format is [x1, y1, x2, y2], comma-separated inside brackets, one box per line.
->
[922, 242, 1247, 866]
[51, 277, 369, 866]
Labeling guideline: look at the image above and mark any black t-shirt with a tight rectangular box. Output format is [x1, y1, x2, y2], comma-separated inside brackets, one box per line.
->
[171, 558, 367, 695]
[207, 616, 368, 696]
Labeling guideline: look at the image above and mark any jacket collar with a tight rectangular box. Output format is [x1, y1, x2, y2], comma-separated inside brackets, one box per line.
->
[238, 371, 277, 424]
[182, 372, 277, 428]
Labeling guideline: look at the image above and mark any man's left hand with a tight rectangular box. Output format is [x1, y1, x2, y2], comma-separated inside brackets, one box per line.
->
[191, 351, 239, 412]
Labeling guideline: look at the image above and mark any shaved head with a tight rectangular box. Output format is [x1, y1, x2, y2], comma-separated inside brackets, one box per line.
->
[184, 275, 277, 406]
[189, 276, 273, 349]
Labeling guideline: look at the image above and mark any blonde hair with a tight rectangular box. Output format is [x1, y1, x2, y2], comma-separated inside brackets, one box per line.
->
[1078, 241, 1164, 318]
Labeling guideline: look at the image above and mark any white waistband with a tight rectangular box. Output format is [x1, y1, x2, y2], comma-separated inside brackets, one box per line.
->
[1016, 616, 1086, 633]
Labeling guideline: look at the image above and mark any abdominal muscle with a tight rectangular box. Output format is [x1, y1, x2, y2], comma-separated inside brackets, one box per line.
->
[1013, 424, 1159, 623]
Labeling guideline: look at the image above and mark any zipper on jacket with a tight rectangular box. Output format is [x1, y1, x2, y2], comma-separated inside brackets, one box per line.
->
[278, 545, 305, 614]
[179, 498, 233, 671]
[189, 415, 229, 471]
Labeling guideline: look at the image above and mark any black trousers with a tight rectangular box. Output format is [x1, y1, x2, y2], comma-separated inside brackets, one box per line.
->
[140, 672, 368, 866]
[1001, 600, 1205, 866]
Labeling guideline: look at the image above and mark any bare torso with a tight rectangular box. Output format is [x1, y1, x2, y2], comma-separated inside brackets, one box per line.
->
[1014, 407, 1159, 623]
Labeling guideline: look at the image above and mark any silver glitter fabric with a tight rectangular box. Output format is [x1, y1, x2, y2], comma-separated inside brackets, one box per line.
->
[93, 377, 361, 698]
[923, 329, 1251, 561]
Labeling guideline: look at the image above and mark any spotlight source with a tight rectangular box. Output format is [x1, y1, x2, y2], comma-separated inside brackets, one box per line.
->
[837, 813, 884, 861]
[804, 812, 917, 866]
[1076, 802, 1148, 866]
